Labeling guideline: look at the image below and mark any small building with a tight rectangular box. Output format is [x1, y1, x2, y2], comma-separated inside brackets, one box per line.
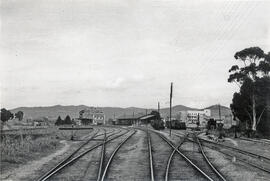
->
[179, 109, 210, 128]
[79, 107, 106, 125]
[33, 117, 49, 126]
[179, 105, 234, 129]
[115, 113, 144, 126]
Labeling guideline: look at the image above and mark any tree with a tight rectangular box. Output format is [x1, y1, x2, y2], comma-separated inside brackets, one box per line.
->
[1, 108, 14, 122]
[15, 111, 24, 121]
[1, 108, 14, 130]
[64, 115, 72, 125]
[228, 47, 270, 132]
[254, 77, 270, 135]
[55, 116, 63, 126]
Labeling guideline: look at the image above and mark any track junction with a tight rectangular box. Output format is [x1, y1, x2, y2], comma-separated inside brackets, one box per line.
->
[32, 126, 270, 181]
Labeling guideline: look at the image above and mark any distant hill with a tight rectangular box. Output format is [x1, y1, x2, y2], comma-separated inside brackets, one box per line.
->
[159, 105, 199, 118]
[10, 104, 231, 122]
[11, 105, 89, 120]
[204, 104, 232, 118]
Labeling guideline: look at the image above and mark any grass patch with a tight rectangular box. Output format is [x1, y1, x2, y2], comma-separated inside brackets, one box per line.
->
[0, 131, 60, 172]
[0, 126, 93, 173]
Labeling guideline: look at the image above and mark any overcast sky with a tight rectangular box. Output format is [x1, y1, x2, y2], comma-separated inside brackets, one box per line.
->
[1, 0, 270, 109]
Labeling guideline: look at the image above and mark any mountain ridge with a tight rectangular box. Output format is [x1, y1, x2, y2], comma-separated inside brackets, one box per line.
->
[10, 104, 230, 121]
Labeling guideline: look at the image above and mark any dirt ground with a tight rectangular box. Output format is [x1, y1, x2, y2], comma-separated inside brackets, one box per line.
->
[203, 146, 270, 181]
[199, 133, 270, 159]
[106, 130, 150, 181]
[1, 127, 270, 181]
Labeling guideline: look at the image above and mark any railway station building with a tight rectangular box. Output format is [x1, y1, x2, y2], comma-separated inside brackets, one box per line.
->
[115, 113, 158, 126]
[115, 113, 144, 126]
[179, 109, 211, 128]
[179, 106, 233, 129]
[78, 107, 105, 125]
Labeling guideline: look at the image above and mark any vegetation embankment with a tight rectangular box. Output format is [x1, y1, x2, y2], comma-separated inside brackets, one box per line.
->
[0, 127, 61, 173]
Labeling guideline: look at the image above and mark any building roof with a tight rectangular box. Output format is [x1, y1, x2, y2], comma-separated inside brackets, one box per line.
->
[117, 113, 145, 120]
[33, 117, 49, 122]
[140, 115, 156, 120]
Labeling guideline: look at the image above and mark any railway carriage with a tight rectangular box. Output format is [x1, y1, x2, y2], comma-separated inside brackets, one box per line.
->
[166, 119, 186, 130]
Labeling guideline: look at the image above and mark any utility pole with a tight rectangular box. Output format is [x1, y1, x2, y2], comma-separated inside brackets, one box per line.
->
[170, 82, 173, 137]
[218, 104, 221, 121]
[218, 104, 223, 139]
[113, 113, 115, 125]
[133, 111, 135, 125]
[158, 102, 160, 114]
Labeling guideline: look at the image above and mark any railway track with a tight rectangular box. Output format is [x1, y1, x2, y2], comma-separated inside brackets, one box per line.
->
[97, 131, 106, 181]
[195, 137, 226, 181]
[37, 127, 128, 181]
[153, 130, 224, 181]
[238, 137, 270, 145]
[179, 133, 226, 181]
[100, 129, 136, 181]
[199, 138, 270, 162]
[137, 127, 223, 181]
[165, 133, 187, 181]
[147, 129, 155, 181]
[198, 138, 270, 174]
[134, 127, 158, 181]
[36, 125, 268, 180]
[172, 131, 270, 175]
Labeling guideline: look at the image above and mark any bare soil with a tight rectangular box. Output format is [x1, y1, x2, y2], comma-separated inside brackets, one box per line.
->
[203, 146, 270, 181]
[2, 127, 270, 181]
[106, 130, 150, 181]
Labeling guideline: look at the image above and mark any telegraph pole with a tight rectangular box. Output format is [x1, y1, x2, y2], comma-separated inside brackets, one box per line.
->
[218, 104, 223, 139]
[133, 111, 135, 125]
[170, 82, 173, 137]
[218, 104, 221, 121]
[158, 102, 160, 114]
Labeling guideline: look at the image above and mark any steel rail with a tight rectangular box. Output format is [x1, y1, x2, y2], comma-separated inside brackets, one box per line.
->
[165, 134, 187, 181]
[151, 130, 214, 181]
[171, 132, 270, 162]
[97, 131, 106, 181]
[196, 136, 227, 181]
[173, 132, 270, 174]
[37, 128, 120, 181]
[132, 127, 155, 181]
[101, 130, 136, 181]
[167, 131, 226, 180]
[37, 128, 100, 181]
[147, 129, 155, 181]
[199, 140, 270, 174]
[198, 137, 270, 162]
[37, 128, 129, 181]
[238, 137, 270, 145]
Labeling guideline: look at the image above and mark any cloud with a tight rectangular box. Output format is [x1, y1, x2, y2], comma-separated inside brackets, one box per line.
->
[1, 0, 269, 109]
